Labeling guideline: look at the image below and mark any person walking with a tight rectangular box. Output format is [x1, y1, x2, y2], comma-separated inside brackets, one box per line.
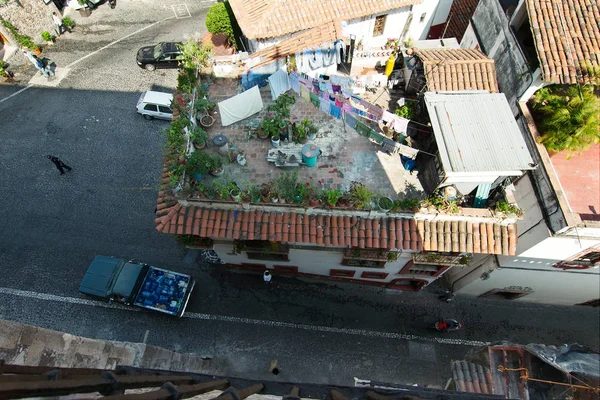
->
[52, 12, 68, 35]
[263, 270, 272, 283]
[47, 155, 72, 175]
[24, 51, 54, 79]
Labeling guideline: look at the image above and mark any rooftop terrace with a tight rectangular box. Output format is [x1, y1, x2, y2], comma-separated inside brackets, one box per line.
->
[188, 78, 425, 202]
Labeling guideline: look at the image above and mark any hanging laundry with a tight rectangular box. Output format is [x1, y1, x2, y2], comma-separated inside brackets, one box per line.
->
[268, 69, 291, 100]
[289, 72, 300, 93]
[310, 91, 320, 108]
[332, 84, 342, 94]
[320, 97, 330, 114]
[218, 85, 264, 126]
[322, 41, 336, 67]
[344, 112, 358, 129]
[308, 46, 324, 70]
[326, 83, 333, 94]
[319, 90, 329, 100]
[354, 120, 371, 137]
[312, 80, 320, 92]
[295, 52, 303, 69]
[300, 84, 311, 102]
[330, 103, 342, 119]
[319, 81, 327, 91]
[335, 98, 343, 107]
[342, 102, 352, 113]
[335, 39, 346, 64]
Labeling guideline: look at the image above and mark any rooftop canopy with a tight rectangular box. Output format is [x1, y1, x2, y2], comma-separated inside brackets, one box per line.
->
[424, 91, 534, 176]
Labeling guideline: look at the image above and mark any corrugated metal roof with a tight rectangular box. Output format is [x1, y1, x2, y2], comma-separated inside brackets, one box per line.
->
[424, 92, 534, 174]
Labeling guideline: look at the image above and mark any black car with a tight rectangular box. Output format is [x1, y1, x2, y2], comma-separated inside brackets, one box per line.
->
[136, 42, 183, 71]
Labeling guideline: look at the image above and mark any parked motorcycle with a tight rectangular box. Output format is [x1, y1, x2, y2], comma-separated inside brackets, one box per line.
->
[435, 319, 463, 332]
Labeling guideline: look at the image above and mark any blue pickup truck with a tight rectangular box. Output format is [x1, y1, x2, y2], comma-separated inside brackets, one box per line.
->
[79, 256, 195, 317]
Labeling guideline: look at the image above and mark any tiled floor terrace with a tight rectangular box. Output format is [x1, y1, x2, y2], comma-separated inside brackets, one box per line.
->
[194, 78, 424, 200]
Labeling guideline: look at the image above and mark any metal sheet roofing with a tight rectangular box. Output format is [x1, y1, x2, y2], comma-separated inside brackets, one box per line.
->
[424, 92, 534, 174]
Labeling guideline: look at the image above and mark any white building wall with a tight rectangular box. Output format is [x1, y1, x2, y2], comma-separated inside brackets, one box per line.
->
[342, 8, 412, 49]
[214, 243, 439, 285]
[406, 0, 444, 41]
[452, 263, 600, 305]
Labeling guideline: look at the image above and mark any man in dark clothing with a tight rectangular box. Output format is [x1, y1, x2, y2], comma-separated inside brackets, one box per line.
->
[47, 155, 72, 175]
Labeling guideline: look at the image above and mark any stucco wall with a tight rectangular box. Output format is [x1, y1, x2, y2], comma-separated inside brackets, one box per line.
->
[0, 0, 59, 46]
[452, 263, 600, 305]
[342, 8, 412, 48]
[213, 243, 441, 285]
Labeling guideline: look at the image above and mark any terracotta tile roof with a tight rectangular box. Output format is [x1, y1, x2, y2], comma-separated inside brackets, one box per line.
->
[442, 0, 479, 42]
[228, 0, 422, 39]
[451, 360, 494, 394]
[414, 48, 499, 92]
[154, 202, 518, 255]
[525, 0, 600, 84]
[248, 22, 340, 69]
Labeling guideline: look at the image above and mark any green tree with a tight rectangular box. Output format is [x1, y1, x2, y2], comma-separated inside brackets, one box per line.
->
[205, 2, 234, 45]
[531, 85, 600, 154]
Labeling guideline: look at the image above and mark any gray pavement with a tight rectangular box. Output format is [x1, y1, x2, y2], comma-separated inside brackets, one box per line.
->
[0, 0, 598, 390]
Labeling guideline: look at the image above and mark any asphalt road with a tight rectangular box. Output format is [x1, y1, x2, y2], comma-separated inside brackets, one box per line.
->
[0, 0, 599, 389]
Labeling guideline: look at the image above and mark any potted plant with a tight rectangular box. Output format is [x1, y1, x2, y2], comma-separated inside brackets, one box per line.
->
[279, 120, 288, 133]
[300, 118, 318, 140]
[0, 61, 13, 82]
[270, 188, 279, 203]
[230, 184, 241, 202]
[259, 183, 272, 203]
[240, 188, 252, 209]
[41, 31, 54, 44]
[62, 16, 75, 30]
[378, 196, 394, 212]
[325, 189, 342, 207]
[189, 126, 207, 150]
[185, 150, 210, 180]
[207, 153, 224, 176]
[271, 132, 280, 148]
[348, 181, 374, 209]
[257, 127, 269, 140]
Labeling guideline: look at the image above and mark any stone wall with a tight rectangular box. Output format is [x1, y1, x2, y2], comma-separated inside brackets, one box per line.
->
[0, 0, 60, 46]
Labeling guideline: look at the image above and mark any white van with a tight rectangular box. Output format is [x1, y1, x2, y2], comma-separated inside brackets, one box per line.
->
[136, 91, 173, 120]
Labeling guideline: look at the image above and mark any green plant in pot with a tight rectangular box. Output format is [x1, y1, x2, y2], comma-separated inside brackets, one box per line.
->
[62, 16, 74, 29]
[185, 150, 210, 180]
[274, 171, 298, 203]
[348, 181, 374, 209]
[325, 189, 342, 207]
[378, 196, 394, 212]
[271, 132, 280, 148]
[229, 183, 241, 202]
[190, 126, 208, 150]
[206, 153, 224, 176]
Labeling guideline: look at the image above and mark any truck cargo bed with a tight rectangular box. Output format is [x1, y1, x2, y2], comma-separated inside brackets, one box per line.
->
[133, 266, 194, 317]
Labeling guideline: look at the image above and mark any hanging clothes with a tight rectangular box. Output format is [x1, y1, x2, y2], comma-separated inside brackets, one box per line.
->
[300, 84, 311, 102]
[320, 97, 330, 114]
[342, 102, 352, 113]
[330, 103, 342, 119]
[332, 84, 342, 94]
[295, 52, 303, 69]
[218, 85, 264, 126]
[326, 83, 334, 94]
[268, 69, 291, 100]
[289, 72, 300, 93]
[322, 41, 336, 66]
[354, 120, 371, 137]
[309, 91, 320, 108]
[344, 112, 358, 128]
[319, 81, 327, 91]
[335, 39, 346, 64]
[308, 46, 324, 69]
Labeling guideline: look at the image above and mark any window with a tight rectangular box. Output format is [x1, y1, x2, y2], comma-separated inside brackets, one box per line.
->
[419, 12, 427, 22]
[330, 269, 356, 278]
[143, 104, 157, 111]
[342, 249, 388, 268]
[389, 278, 428, 291]
[361, 271, 388, 280]
[373, 15, 387, 36]
[158, 106, 172, 114]
[241, 240, 290, 262]
[273, 265, 298, 274]
[553, 246, 600, 269]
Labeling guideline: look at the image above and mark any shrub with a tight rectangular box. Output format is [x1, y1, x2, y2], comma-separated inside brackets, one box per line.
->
[177, 40, 213, 71]
[274, 171, 298, 202]
[205, 3, 234, 45]
[62, 16, 74, 28]
[41, 31, 54, 42]
[185, 150, 211, 175]
[394, 101, 417, 119]
[348, 182, 373, 209]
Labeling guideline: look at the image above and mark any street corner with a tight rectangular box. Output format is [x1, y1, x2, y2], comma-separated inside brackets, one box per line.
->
[28, 67, 71, 87]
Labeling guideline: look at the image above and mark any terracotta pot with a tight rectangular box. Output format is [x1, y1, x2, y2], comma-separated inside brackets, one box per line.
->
[193, 140, 206, 150]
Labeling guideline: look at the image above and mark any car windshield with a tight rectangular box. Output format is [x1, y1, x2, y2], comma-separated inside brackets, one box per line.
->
[153, 43, 164, 59]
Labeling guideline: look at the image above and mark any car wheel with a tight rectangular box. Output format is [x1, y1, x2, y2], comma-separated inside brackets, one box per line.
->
[143, 114, 153, 120]
[145, 64, 156, 71]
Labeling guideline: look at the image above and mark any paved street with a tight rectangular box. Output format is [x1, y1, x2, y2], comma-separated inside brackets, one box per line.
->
[0, 0, 599, 390]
